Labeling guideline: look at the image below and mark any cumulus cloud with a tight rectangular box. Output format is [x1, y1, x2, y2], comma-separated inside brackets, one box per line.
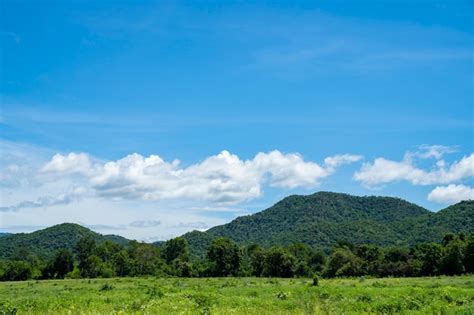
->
[428, 184, 474, 204]
[41, 152, 94, 176]
[35, 150, 361, 206]
[353, 151, 473, 188]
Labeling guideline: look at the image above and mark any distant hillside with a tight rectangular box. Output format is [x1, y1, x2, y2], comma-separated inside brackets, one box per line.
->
[172, 192, 474, 259]
[0, 223, 130, 260]
[2, 192, 472, 261]
[0, 233, 12, 237]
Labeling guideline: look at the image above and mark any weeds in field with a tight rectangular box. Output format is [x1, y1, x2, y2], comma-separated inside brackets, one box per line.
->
[0, 276, 473, 314]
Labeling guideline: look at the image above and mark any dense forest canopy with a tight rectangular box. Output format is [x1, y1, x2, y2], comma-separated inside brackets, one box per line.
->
[1, 232, 473, 281]
[167, 193, 474, 259]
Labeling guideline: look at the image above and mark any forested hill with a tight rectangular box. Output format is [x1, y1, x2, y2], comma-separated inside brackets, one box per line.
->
[175, 192, 474, 258]
[1, 192, 472, 261]
[0, 223, 129, 260]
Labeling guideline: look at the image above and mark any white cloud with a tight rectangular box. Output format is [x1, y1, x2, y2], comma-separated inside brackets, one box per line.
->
[324, 154, 363, 170]
[353, 152, 474, 188]
[407, 144, 458, 160]
[428, 184, 474, 204]
[0, 187, 86, 212]
[129, 220, 161, 228]
[30, 150, 361, 206]
[41, 152, 94, 176]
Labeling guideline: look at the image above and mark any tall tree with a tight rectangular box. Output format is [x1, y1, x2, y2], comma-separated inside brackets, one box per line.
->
[52, 249, 74, 279]
[207, 238, 242, 276]
[263, 247, 297, 278]
[162, 237, 189, 264]
[324, 247, 362, 277]
[463, 234, 474, 273]
[441, 237, 466, 275]
[75, 236, 97, 278]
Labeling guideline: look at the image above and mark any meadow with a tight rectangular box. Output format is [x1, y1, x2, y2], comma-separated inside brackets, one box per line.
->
[1, 276, 473, 314]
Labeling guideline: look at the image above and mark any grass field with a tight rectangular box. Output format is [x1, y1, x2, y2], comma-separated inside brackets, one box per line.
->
[1, 276, 473, 314]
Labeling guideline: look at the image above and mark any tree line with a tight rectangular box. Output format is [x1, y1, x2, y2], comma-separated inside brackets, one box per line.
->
[1, 233, 472, 281]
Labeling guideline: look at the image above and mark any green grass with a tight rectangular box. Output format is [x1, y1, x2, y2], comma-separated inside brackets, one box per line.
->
[1, 276, 473, 314]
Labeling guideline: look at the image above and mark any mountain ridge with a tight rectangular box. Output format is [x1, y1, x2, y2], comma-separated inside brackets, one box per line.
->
[1, 192, 472, 260]
[0, 222, 130, 259]
[174, 192, 473, 258]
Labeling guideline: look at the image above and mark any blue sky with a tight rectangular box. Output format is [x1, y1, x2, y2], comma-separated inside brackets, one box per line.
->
[1, 0, 473, 240]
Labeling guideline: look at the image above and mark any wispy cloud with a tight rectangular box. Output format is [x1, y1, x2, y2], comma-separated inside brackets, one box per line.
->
[0, 187, 86, 212]
[129, 220, 161, 228]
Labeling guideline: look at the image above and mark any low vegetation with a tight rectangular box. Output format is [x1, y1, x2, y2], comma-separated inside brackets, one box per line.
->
[1, 276, 473, 314]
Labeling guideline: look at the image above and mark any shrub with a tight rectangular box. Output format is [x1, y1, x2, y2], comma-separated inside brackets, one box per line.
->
[99, 283, 114, 291]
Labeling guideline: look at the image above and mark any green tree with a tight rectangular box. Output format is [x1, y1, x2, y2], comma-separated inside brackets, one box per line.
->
[75, 236, 97, 278]
[248, 245, 266, 276]
[442, 233, 455, 246]
[378, 247, 412, 277]
[263, 247, 297, 278]
[207, 238, 242, 276]
[112, 250, 132, 277]
[286, 243, 312, 276]
[1, 260, 32, 281]
[355, 245, 384, 275]
[441, 238, 466, 275]
[162, 237, 189, 264]
[52, 249, 74, 279]
[173, 258, 193, 277]
[128, 241, 166, 276]
[96, 241, 123, 262]
[309, 250, 326, 273]
[324, 247, 362, 277]
[463, 234, 474, 273]
[412, 243, 443, 276]
[83, 255, 103, 278]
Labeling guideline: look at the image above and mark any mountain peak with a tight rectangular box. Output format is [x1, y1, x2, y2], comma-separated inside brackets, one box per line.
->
[181, 192, 472, 258]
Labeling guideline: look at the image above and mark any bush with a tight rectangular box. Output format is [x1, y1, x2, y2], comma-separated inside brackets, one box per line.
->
[99, 283, 114, 291]
[1, 261, 32, 281]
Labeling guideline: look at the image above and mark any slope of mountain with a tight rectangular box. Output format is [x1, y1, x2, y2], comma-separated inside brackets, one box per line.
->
[0, 223, 130, 260]
[176, 192, 474, 259]
[0, 233, 12, 237]
[2, 192, 472, 261]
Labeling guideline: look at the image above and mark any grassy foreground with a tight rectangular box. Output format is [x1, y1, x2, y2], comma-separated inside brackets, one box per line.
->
[1, 276, 473, 314]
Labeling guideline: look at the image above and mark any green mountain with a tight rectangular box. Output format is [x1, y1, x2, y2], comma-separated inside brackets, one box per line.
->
[1, 192, 472, 261]
[174, 192, 473, 259]
[0, 223, 130, 260]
